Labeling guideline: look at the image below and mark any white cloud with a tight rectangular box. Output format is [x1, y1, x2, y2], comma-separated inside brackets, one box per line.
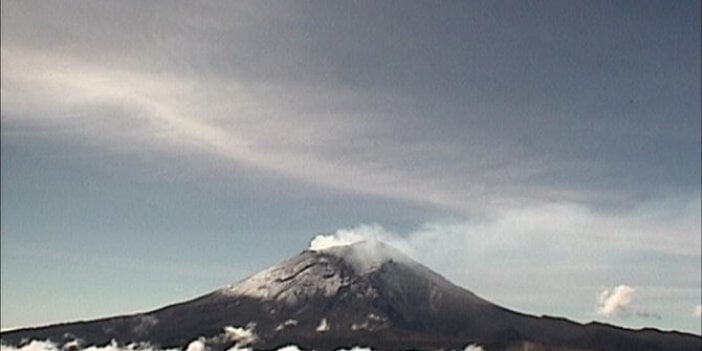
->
[0, 340, 59, 351]
[694, 305, 701, 318]
[597, 285, 635, 317]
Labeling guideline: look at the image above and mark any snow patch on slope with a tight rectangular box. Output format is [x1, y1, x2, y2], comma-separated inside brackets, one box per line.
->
[274, 319, 298, 332]
[218, 255, 349, 302]
[315, 318, 329, 333]
[351, 314, 387, 332]
[223, 326, 257, 345]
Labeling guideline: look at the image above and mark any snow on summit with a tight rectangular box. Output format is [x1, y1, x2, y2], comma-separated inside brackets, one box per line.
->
[217, 252, 350, 301]
[218, 235, 415, 301]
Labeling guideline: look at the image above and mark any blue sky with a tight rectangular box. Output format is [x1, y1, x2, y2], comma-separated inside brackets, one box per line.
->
[1, 0, 700, 334]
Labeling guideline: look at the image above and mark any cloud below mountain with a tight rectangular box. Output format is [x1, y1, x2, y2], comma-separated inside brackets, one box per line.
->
[0, 340, 377, 351]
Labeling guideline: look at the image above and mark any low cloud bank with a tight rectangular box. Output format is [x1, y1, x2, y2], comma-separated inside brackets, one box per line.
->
[0, 327, 483, 351]
[0, 340, 481, 351]
[0, 325, 483, 351]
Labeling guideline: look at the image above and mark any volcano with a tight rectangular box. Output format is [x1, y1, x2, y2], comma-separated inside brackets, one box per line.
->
[1, 240, 700, 350]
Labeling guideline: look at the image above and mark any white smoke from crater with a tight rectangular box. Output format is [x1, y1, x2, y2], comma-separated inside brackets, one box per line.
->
[308, 224, 415, 257]
[309, 224, 402, 251]
[308, 224, 418, 274]
[309, 232, 364, 251]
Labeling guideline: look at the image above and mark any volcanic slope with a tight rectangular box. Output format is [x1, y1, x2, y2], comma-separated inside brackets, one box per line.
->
[1, 240, 700, 351]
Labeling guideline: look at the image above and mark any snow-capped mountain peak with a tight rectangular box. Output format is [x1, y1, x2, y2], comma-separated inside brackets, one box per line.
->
[3, 240, 700, 351]
[217, 240, 419, 302]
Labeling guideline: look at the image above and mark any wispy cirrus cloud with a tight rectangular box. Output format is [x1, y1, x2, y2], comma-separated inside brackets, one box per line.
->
[3, 0, 699, 216]
[1, 47, 486, 213]
[3, 44, 626, 217]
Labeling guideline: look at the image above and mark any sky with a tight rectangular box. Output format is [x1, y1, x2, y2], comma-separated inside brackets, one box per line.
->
[1, 0, 700, 335]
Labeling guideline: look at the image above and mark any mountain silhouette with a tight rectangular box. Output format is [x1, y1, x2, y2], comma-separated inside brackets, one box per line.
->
[2, 240, 700, 350]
